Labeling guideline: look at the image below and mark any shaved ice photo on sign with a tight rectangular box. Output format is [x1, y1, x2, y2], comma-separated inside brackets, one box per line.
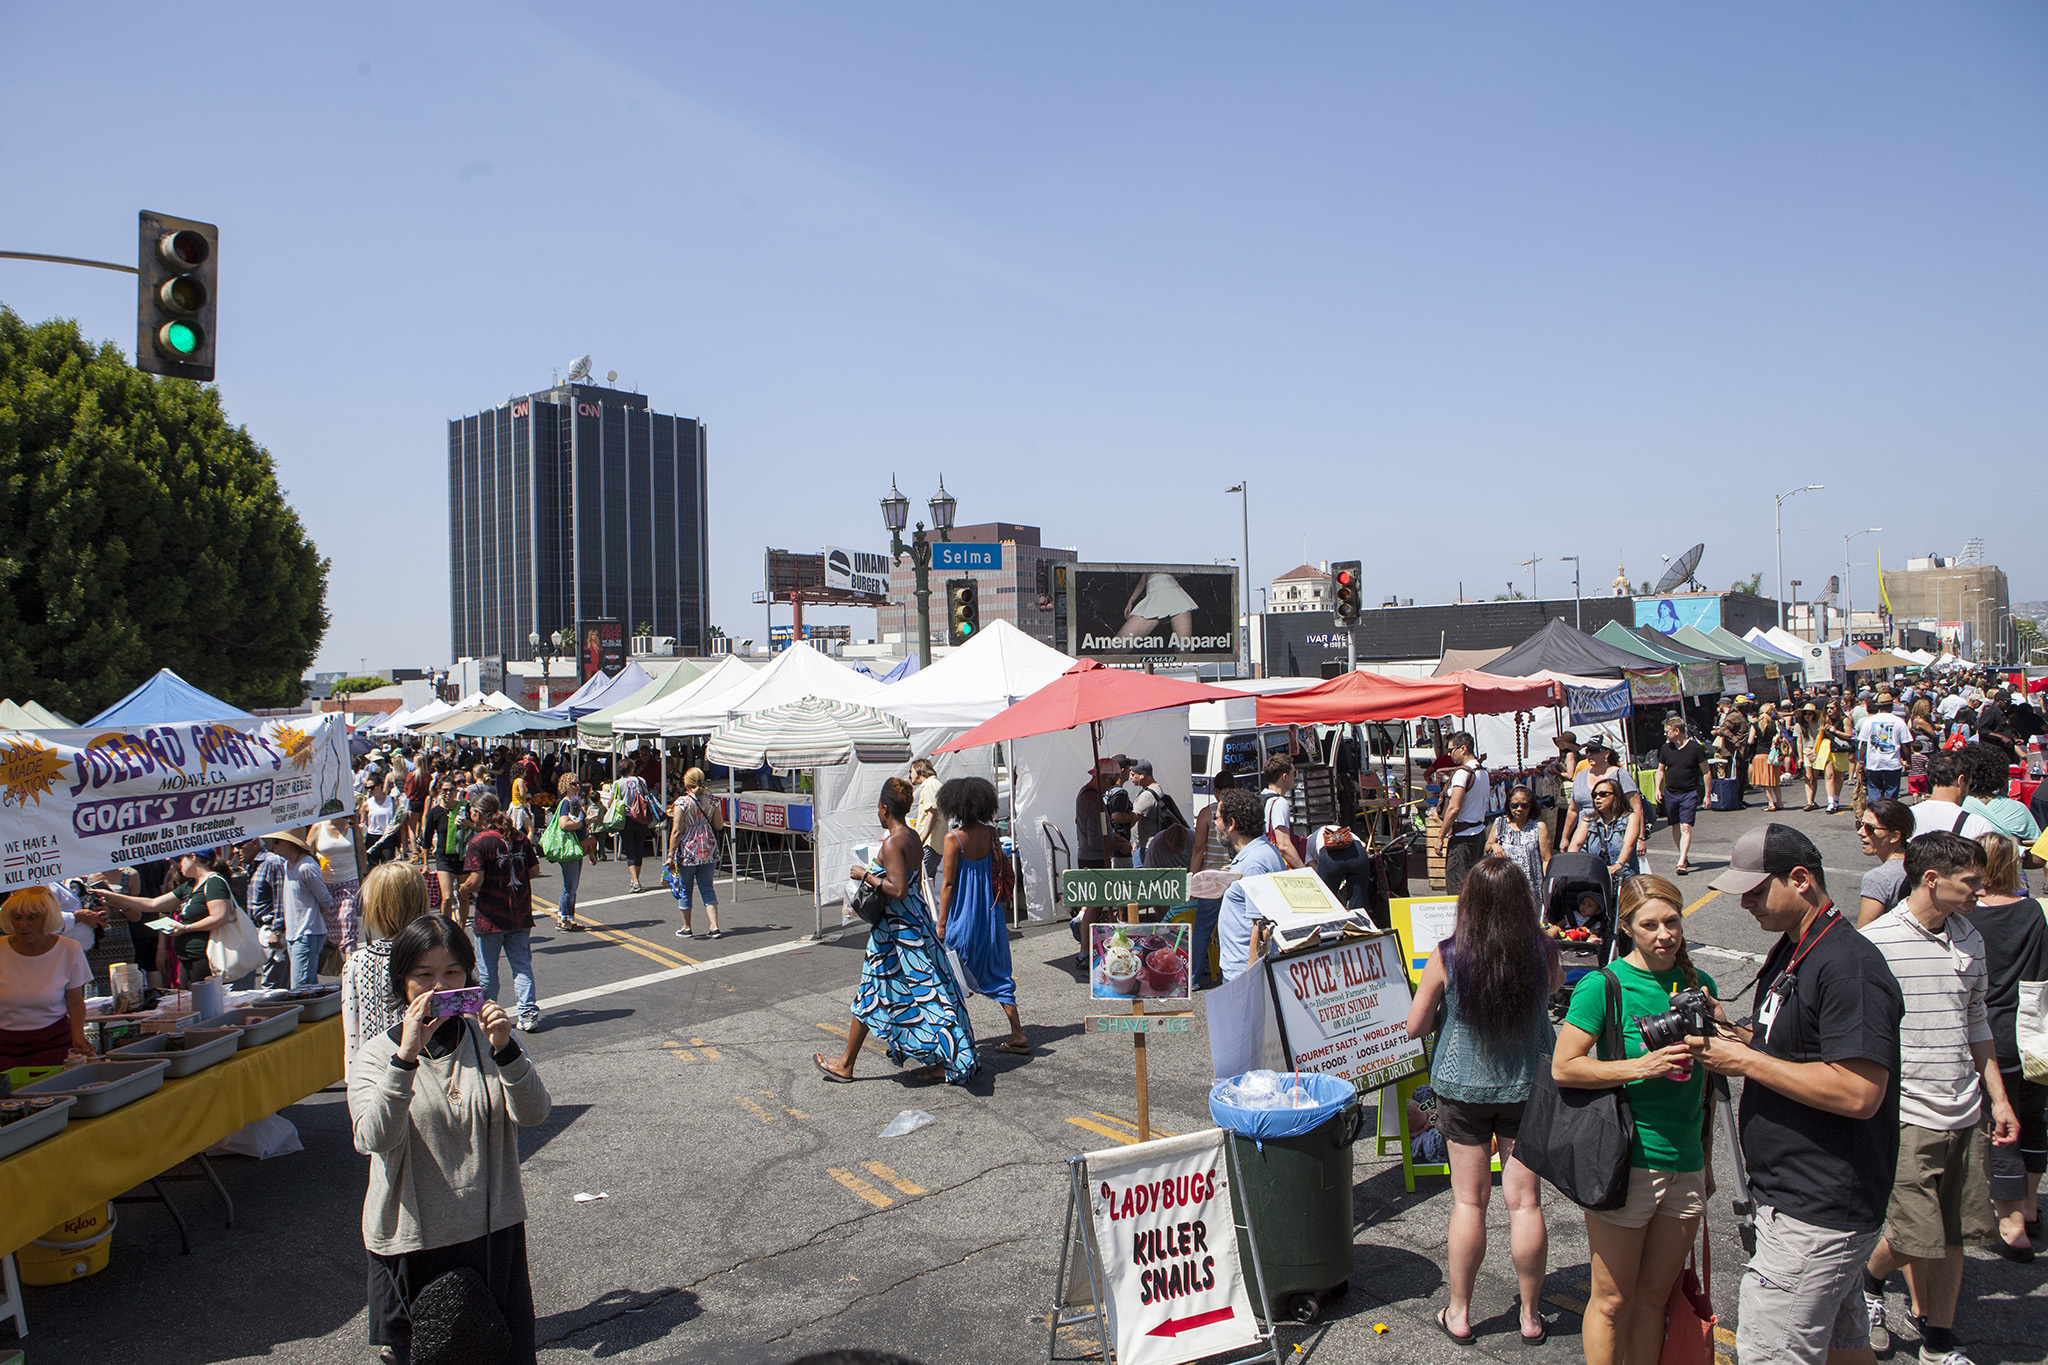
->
[1091, 923, 1191, 1002]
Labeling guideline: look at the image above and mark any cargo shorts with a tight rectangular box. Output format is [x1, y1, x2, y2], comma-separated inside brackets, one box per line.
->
[1735, 1203, 1881, 1365]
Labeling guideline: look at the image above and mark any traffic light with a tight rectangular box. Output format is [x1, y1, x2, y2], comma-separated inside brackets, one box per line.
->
[1330, 560, 1362, 625]
[947, 577, 980, 645]
[136, 210, 217, 381]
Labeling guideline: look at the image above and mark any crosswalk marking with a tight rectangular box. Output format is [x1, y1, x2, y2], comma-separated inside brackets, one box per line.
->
[860, 1161, 924, 1196]
[828, 1168, 893, 1209]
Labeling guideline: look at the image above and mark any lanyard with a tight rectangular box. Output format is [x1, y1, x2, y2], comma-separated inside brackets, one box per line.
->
[1781, 907, 1841, 975]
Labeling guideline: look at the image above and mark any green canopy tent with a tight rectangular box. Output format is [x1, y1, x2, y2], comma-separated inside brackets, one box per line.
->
[575, 659, 707, 740]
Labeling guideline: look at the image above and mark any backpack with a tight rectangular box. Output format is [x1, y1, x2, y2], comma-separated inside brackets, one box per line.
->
[675, 795, 718, 865]
[625, 779, 655, 826]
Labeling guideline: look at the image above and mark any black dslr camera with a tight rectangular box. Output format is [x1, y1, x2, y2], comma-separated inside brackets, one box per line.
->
[1633, 986, 1717, 1050]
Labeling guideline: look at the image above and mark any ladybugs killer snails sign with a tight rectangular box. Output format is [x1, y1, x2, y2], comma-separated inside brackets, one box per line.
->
[1086, 1129, 1261, 1365]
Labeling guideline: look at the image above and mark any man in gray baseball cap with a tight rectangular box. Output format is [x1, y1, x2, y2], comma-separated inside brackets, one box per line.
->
[1700, 823, 1906, 1365]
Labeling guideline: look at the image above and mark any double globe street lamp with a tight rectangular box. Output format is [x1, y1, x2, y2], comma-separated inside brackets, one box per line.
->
[529, 627, 571, 708]
[880, 476, 956, 669]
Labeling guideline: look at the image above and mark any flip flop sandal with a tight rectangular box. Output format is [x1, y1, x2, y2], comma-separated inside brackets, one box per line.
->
[1437, 1309, 1476, 1346]
[813, 1053, 853, 1083]
[995, 1040, 1032, 1055]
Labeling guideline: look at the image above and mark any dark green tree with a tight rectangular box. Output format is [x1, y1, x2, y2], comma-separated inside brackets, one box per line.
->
[325, 675, 387, 695]
[1731, 572, 1763, 595]
[0, 308, 329, 717]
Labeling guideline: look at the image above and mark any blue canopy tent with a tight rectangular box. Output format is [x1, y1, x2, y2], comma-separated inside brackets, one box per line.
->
[879, 653, 921, 684]
[87, 669, 254, 726]
[538, 662, 654, 721]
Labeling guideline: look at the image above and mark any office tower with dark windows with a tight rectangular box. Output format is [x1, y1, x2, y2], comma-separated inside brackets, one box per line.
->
[448, 381, 709, 662]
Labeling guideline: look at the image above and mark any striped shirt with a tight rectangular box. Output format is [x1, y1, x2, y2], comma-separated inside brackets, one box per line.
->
[1860, 903, 1992, 1131]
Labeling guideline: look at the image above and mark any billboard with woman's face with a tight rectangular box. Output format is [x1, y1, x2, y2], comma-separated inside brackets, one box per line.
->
[1634, 596, 1723, 635]
[1067, 564, 1239, 662]
[580, 618, 627, 680]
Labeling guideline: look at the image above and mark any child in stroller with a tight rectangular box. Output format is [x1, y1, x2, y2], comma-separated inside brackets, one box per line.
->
[1542, 852, 1618, 1011]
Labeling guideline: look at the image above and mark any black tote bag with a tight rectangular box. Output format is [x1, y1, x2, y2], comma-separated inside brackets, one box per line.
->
[1514, 966, 1635, 1210]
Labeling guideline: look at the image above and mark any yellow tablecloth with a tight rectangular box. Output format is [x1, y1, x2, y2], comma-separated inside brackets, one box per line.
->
[0, 1014, 343, 1255]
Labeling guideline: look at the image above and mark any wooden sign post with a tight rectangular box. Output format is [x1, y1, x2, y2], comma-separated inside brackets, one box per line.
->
[1062, 868, 1194, 1144]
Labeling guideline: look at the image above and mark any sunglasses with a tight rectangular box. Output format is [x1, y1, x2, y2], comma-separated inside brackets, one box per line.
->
[1858, 821, 1884, 835]
[1509, 802, 1534, 811]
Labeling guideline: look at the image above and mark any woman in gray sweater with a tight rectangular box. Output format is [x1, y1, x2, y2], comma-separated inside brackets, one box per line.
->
[349, 915, 551, 1364]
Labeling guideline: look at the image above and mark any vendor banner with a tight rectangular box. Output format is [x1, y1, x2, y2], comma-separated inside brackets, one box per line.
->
[1678, 662, 1721, 697]
[1719, 664, 1749, 695]
[1269, 931, 1426, 1092]
[1626, 669, 1680, 705]
[1086, 1129, 1262, 1365]
[0, 714, 353, 888]
[1566, 680, 1633, 724]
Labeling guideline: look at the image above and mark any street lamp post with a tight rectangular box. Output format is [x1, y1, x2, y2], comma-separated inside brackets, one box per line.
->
[1225, 482, 1252, 677]
[881, 476, 956, 670]
[1774, 484, 1823, 630]
[1559, 556, 1582, 628]
[1843, 527, 1881, 644]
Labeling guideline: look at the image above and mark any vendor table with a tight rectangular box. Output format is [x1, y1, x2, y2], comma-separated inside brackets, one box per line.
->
[0, 1015, 342, 1257]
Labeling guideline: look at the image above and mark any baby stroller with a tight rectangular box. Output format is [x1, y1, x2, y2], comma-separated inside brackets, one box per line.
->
[1542, 851, 1618, 1017]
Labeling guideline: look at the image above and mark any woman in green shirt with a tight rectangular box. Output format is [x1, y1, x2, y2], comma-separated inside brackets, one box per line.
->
[1551, 873, 1720, 1365]
[100, 848, 237, 985]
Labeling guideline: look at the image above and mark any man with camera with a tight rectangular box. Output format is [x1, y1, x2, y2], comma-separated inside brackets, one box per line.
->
[1700, 824, 1905, 1365]
[1857, 832, 2018, 1365]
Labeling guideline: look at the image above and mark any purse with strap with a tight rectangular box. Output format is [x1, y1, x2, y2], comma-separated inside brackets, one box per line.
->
[539, 807, 583, 864]
[1658, 1226, 1717, 1365]
[1512, 966, 1636, 1210]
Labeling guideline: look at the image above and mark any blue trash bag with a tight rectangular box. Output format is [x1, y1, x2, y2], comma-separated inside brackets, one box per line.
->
[1208, 1070, 1355, 1141]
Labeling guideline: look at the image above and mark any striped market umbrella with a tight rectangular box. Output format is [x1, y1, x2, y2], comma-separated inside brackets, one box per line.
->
[706, 697, 911, 771]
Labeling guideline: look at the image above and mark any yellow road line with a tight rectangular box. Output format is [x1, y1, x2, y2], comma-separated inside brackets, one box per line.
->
[690, 1036, 721, 1059]
[816, 1021, 849, 1038]
[1715, 1327, 1737, 1347]
[662, 1041, 697, 1064]
[1092, 1111, 1178, 1139]
[783, 1106, 809, 1120]
[828, 1168, 893, 1209]
[1543, 1292, 1587, 1315]
[861, 1161, 925, 1196]
[1067, 1117, 1141, 1146]
[736, 1095, 776, 1125]
[531, 895, 702, 970]
[1683, 889, 1720, 917]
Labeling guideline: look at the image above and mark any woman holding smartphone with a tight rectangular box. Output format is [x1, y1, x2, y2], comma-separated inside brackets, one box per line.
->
[349, 916, 550, 1364]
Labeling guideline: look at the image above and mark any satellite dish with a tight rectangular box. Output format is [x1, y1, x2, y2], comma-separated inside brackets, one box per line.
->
[1653, 543, 1705, 595]
[565, 355, 592, 382]
[606, 370, 617, 384]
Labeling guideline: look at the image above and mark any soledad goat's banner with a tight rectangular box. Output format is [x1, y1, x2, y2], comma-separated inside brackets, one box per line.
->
[0, 715, 352, 888]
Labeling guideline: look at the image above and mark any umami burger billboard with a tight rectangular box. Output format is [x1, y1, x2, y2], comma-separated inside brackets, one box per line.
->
[1066, 563, 1239, 663]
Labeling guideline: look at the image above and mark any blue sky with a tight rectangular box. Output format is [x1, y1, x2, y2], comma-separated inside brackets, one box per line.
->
[5, 2, 2043, 669]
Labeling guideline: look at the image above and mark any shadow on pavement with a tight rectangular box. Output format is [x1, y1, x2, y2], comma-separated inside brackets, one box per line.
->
[537, 1285, 703, 1359]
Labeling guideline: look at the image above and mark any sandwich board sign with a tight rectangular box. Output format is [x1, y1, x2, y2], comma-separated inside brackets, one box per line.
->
[1050, 1129, 1280, 1365]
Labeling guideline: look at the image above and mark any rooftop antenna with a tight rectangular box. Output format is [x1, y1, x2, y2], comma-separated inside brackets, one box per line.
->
[1654, 542, 1705, 595]
[566, 354, 592, 383]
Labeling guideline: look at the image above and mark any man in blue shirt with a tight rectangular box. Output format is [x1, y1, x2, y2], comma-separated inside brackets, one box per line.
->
[1216, 788, 1286, 981]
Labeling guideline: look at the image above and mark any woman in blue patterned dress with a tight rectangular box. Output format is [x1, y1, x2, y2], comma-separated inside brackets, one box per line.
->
[936, 776, 1031, 1055]
[814, 777, 980, 1086]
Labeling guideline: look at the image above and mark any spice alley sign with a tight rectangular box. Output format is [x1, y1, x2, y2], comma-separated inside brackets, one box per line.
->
[1268, 932, 1427, 1092]
[1087, 1129, 1262, 1365]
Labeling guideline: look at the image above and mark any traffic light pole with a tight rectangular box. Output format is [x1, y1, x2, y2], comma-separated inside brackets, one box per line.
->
[0, 250, 138, 275]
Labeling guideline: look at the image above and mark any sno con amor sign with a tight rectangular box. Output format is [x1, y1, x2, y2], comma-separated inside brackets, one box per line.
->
[0, 715, 353, 887]
[1087, 1130, 1261, 1365]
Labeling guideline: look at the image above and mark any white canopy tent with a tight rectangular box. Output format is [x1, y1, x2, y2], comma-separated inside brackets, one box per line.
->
[658, 642, 880, 736]
[867, 620, 1076, 730]
[398, 698, 459, 729]
[609, 655, 761, 736]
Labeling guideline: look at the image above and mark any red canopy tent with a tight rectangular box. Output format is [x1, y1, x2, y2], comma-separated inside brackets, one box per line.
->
[933, 659, 1248, 753]
[1254, 669, 1561, 725]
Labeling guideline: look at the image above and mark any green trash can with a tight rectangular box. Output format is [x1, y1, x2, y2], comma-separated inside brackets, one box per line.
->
[1220, 1101, 1365, 1324]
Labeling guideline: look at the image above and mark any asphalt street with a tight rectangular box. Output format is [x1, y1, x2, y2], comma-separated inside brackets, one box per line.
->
[15, 798, 2048, 1365]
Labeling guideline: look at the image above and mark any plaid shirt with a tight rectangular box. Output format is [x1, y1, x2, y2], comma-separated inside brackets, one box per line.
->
[245, 851, 286, 931]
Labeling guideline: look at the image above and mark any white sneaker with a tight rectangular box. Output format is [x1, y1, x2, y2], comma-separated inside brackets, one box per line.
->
[515, 1014, 539, 1033]
[1920, 1349, 1976, 1365]
[1867, 1294, 1890, 1353]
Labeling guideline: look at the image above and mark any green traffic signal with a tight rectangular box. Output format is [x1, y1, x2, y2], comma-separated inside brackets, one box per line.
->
[157, 320, 203, 356]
